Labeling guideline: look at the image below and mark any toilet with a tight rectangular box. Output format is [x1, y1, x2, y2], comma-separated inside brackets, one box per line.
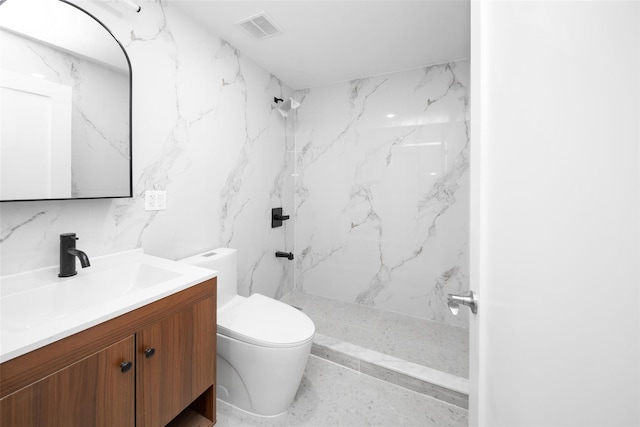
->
[179, 248, 315, 416]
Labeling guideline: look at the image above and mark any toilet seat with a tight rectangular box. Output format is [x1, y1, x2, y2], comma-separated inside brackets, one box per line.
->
[218, 293, 315, 348]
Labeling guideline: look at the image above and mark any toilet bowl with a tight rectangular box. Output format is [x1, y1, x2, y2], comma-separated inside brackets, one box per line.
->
[179, 248, 315, 416]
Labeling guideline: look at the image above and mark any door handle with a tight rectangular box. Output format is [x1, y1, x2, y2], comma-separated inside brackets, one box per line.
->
[447, 291, 478, 315]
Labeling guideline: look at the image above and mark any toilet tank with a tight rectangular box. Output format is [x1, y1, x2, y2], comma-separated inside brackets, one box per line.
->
[178, 248, 237, 308]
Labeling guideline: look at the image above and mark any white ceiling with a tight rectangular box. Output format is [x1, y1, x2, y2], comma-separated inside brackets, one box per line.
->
[171, 1, 470, 90]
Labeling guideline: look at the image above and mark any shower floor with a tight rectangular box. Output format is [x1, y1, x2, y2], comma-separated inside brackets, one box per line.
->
[280, 291, 469, 407]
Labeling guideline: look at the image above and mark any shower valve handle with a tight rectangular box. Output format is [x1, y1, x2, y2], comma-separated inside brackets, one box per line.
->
[271, 208, 290, 228]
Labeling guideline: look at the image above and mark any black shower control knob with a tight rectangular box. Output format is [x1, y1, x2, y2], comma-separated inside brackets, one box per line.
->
[271, 208, 290, 228]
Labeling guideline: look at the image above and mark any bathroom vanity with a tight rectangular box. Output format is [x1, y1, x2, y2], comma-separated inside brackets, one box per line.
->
[0, 251, 218, 427]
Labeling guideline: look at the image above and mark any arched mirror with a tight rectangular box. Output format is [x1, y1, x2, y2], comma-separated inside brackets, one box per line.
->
[0, 0, 132, 201]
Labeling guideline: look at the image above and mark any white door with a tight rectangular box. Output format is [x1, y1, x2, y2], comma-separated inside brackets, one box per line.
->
[469, 1, 639, 426]
[0, 70, 72, 200]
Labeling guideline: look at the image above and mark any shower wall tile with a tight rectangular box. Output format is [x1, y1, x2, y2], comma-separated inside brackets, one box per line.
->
[294, 61, 470, 327]
[0, 1, 294, 299]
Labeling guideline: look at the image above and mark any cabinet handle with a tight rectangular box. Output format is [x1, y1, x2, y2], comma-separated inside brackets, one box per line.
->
[120, 361, 133, 373]
[144, 347, 156, 358]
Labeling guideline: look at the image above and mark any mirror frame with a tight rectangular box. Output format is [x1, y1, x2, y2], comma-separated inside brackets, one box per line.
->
[0, 0, 133, 202]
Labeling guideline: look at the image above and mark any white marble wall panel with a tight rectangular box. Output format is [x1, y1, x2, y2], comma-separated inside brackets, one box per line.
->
[294, 61, 470, 327]
[0, 1, 294, 299]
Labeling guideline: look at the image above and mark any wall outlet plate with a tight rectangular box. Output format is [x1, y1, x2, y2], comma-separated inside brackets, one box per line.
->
[145, 191, 166, 211]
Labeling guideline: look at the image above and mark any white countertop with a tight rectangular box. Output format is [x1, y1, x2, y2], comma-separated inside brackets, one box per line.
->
[0, 249, 217, 363]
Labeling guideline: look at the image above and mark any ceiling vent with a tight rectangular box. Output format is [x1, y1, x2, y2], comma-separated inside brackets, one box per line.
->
[235, 12, 283, 40]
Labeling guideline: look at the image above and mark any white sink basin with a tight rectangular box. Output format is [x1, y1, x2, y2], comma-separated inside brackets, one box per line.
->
[2, 263, 179, 331]
[0, 249, 217, 363]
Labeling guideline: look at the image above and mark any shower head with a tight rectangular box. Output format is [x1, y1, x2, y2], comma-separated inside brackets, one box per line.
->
[274, 97, 300, 117]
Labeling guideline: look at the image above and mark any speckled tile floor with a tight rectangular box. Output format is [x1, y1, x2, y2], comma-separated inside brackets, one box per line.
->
[215, 355, 468, 427]
[280, 292, 469, 378]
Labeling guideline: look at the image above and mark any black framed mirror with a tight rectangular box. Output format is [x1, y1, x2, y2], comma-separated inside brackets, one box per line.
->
[0, 0, 132, 201]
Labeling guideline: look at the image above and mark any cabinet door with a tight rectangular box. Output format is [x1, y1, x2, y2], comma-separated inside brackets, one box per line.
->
[0, 335, 135, 427]
[136, 295, 215, 427]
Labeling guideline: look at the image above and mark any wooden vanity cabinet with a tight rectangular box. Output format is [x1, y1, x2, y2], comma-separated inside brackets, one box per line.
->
[0, 336, 135, 427]
[0, 278, 216, 427]
[137, 292, 216, 426]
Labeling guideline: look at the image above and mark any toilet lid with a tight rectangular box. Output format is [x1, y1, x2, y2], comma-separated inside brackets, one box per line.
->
[218, 293, 315, 348]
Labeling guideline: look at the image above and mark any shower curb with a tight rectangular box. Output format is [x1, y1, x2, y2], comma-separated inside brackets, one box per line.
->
[311, 333, 469, 409]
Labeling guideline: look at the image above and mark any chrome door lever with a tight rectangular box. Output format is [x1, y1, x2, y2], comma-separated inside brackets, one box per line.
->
[447, 291, 478, 315]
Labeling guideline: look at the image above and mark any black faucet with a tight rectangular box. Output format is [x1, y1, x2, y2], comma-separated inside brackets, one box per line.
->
[58, 233, 90, 277]
[275, 251, 294, 260]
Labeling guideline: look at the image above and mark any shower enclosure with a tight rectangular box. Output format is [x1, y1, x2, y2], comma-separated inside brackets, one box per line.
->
[283, 60, 471, 405]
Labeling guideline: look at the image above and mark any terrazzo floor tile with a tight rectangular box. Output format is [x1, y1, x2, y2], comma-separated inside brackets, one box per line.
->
[294, 293, 383, 332]
[216, 355, 468, 427]
[282, 291, 469, 378]
[309, 313, 370, 344]
[360, 311, 469, 378]
[280, 292, 314, 310]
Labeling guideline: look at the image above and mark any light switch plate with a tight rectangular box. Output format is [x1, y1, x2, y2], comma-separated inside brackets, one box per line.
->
[145, 191, 166, 211]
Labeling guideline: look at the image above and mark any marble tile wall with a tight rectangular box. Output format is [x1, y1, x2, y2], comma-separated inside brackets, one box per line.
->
[0, 1, 295, 299]
[294, 61, 470, 327]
